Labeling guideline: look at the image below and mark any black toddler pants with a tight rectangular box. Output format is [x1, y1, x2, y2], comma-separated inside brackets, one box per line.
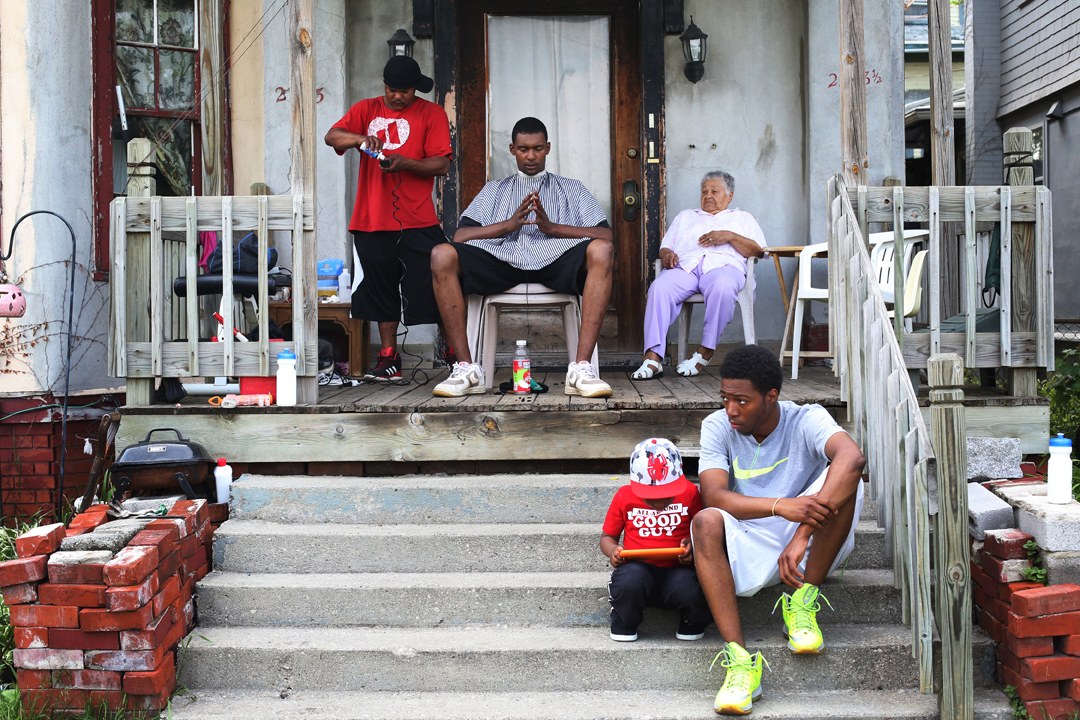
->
[608, 561, 713, 634]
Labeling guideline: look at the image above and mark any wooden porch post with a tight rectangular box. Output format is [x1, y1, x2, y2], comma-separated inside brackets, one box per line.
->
[929, 0, 959, 319]
[125, 138, 156, 406]
[1003, 127, 1037, 397]
[287, 0, 318, 404]
[928, 353, 973, 720]
[838, 0, 868, 186]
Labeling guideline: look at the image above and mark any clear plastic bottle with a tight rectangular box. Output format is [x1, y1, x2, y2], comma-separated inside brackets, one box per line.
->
[513, 340, 531, 394]
[276, 350, 297, 406]
[1048, 433, 1073, 504]
[214, 458, 233, 505]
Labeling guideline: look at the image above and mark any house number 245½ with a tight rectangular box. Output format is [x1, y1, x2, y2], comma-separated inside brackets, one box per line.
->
[828, 69, 882, 87]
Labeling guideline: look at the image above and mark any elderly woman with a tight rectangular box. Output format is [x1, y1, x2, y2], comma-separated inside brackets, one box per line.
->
[632, 171, 765, 379]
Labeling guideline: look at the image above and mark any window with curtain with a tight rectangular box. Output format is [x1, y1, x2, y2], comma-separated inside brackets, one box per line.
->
[114, 0, 201, 197]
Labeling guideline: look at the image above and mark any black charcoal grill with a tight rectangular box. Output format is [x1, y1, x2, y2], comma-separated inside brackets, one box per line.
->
[110, 428, 215, 501]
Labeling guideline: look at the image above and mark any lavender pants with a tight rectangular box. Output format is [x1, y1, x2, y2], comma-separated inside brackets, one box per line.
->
[644, 264, 746, 356]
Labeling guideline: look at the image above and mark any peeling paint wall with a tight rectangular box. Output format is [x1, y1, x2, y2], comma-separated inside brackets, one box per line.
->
[0, 0, 110, 395]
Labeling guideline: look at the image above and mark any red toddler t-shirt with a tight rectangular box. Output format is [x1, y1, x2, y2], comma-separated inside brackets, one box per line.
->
[601, 484, 702, 568]
[331, 96, 452, 232]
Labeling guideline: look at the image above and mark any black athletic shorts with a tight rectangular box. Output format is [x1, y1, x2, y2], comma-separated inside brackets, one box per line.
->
[351, 225, 448, 325]
[451, 239, 593, 297]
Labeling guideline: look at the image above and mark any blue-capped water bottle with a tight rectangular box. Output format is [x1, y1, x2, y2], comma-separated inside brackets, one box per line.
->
[1048, 433, 1073, 504]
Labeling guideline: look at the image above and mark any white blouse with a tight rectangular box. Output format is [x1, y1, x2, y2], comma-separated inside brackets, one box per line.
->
[660, 207, 766, 276]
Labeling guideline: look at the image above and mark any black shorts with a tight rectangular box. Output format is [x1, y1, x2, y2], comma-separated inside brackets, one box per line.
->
[351, 226, 448, 325]
[451, 239, 593, 297]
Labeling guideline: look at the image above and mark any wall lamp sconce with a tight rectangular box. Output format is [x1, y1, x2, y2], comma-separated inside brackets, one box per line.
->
[679, 17, 708, 83]
[388, 29, 415, 58]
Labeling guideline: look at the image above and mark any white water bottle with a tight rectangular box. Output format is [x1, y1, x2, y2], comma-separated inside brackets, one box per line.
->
[276, 350, 297, 406]
[1048, 433, 1073, 504]
[338, 269, 351, 300]
[214, 458, 233, 505]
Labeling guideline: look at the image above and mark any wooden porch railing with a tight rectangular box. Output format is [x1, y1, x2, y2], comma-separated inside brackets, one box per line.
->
[827, 173, 973, 719]
[107, 192, 317, 384]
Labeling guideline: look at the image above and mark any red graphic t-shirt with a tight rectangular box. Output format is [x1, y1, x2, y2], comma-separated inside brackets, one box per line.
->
[601, 484, 702, 568]
[331, 96, 452, 232]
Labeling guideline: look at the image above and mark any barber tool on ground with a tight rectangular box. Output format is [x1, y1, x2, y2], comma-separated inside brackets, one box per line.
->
[208, 393, 273, 409]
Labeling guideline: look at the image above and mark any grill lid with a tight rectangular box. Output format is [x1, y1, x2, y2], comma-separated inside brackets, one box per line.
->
[113, 428, 212, 468]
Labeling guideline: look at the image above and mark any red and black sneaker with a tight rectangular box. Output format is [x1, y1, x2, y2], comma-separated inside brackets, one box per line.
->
[365, 347, 402, 381]
[438, 344, 457, 368]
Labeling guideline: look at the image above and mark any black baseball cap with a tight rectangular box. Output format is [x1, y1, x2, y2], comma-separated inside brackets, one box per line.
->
[383, 56, 434, 94]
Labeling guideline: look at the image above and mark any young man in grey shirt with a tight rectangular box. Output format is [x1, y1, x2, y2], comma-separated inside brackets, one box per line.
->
[691, 345, 866, 715]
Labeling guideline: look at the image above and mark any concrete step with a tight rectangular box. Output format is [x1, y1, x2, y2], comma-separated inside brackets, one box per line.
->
[178, 624, 997, 693]
[166, 688, 1013, 720]
[213, 520, 888, 573]
[230, 474, 880, 526]
[196, 568, 901, 628]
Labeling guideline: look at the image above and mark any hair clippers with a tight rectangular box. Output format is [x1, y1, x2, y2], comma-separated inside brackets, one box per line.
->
[359, 142, 392, 168]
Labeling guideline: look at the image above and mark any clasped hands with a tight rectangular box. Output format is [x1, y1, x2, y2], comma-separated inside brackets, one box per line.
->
[658, 231, 736, 270]
[508, 191, 556, 234]
[774, 494, 839, 588]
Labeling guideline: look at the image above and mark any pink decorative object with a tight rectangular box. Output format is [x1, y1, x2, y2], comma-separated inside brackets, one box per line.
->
[0, 282, 26, 318]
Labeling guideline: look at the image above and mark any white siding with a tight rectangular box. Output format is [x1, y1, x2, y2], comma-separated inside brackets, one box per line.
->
[998, 0, 1080, 117]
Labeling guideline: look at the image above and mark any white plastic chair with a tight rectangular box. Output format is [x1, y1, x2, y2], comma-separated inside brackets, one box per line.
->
[465, 284, 599, 389]
[651, 258, 757, 365]
[868, 229, 929, 306]
[886, 249, 929, 324]
[789, 242, 829, 379]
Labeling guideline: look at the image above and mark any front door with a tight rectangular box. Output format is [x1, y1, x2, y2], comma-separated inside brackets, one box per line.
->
[457, 0, 644, 352]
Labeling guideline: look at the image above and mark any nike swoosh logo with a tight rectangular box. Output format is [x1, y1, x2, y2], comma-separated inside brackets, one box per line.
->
[732, 456, 789, 480]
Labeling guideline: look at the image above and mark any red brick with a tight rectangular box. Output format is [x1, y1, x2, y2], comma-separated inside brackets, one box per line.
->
[195, 518, 212, 545]
[998, 643, 1023, 674]
[1012, 584, 1080, 618]
[16, 669, 51, 689]
[49, 628, 120, 651]
[990, 597, 1013, 624]
[1060, 635, 1080, 656]
[102, 545, 158, 586]
[122, 651, 175, 695]
[152, 576, 181, 618]
[1006, 631, 1055, 658]
[172, 498, 209, 526]
[1064, 678, 1080, 702]
[129, 528, 176, 559]
[146, 517, 189, 539]
[64, 527, 90, 537]
[192, 556, 210, 582]
[978, 570, 1001, 599]
[1001, 581, 1045, 603]
[105, 572, 158, 612]
[85, 645, 163, 672]
[1023, 699, 1078, 720]
[209, 502, 229, 524]
[14, 522, 65, 557]
[79, 603, 153, 632]
[982, 553, 1033, 583]
[126, 687, 171, 712]
[1, 582, 38, 605]
[983, 528, 1035, 560]
[156, 548, 181, 584]
[175, 532, 198, 560]
[21, 688, 125, 713]
[977, 607, 1005, 643]
[9, 604, 79, 628]
[0, 555, 48, 586]
[51, 669, 122, 691]
[47, 561, 105, 585]
[37, 583, 107, 608]
[1001, 664, 1060, 701]
[67, 511, 107, 530]
[1021, 653, 1080, 683]
[1008, 610, 1080, 638]
[13, 648, 84, 670]
[120, 609, 172, 651]
[14, 627, 48, 649]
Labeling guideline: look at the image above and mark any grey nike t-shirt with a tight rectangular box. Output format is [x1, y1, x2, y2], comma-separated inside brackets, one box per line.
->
[698, 401, 845, 499]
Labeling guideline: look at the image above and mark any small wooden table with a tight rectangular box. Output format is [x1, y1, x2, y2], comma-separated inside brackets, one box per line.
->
[267, 301, 370, 375]
[762, 245, 832, 368]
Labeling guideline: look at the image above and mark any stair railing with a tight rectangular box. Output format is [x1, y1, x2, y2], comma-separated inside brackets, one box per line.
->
[827, 174, 973, 719]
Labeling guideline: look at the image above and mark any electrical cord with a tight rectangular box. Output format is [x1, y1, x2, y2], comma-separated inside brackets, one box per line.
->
[6, 211, 78, 518]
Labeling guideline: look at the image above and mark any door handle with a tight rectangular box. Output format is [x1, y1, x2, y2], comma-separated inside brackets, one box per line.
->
[622, 180, 640, 222]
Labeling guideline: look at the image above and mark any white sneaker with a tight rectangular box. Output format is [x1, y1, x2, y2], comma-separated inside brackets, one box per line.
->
[564, 361, 612, 398]
[432, 362, 486, 397]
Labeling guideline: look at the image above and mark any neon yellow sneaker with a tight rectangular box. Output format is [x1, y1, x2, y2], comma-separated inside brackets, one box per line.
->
[773, 583, 832, 654]
[710, 642, 769, 715]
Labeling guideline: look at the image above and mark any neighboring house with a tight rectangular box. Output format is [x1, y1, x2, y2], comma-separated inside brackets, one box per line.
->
[966, 0, 1078, 316]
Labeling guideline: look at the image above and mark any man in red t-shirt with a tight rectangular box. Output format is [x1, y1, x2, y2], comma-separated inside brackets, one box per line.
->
[601, 438, 712, 643]
[325, 55, 452, 380]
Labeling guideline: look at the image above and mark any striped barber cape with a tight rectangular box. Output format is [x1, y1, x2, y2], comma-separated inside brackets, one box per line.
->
[459, 171, 609, 271]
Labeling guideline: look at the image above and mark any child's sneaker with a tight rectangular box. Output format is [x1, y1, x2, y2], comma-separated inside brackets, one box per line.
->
[676, 618, 706, 641]
[711, 642, 769, 715]
[365, 347, 401, 380]
[610, 626, 638, 642]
